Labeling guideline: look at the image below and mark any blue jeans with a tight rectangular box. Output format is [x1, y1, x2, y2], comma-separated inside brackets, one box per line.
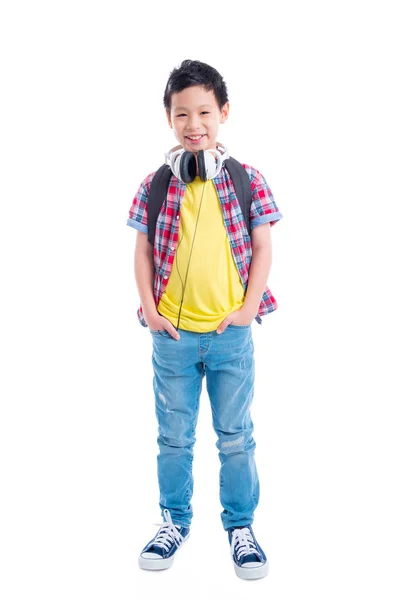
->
[149, 324, 260, 531]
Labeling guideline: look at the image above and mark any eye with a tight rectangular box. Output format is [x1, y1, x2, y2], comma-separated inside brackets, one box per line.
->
[177, 113, 186, 117]
[201, 111, 210, 115]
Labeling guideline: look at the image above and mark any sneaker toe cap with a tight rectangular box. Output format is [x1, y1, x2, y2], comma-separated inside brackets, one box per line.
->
[141, 551, 164, 559]
[241, 553, 264, 567]
[241, 561, 264, 568]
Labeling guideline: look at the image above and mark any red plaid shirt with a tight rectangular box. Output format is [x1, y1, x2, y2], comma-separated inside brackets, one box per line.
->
[127, 163, 283, 327]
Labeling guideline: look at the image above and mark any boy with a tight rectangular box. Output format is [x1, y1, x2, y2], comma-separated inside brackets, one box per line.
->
[127, 60, 283, 580]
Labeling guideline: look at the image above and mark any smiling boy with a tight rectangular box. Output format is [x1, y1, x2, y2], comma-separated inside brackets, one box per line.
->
[127, 60, 283, 579]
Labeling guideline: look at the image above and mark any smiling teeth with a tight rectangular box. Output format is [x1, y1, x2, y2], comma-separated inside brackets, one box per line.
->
[187, 135, 203, 140]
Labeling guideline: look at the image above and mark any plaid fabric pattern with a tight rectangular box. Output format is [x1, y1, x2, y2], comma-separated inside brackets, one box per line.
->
[127, 163, 283, 328]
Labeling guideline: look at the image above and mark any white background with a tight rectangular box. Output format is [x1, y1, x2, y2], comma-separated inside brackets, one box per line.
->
[1, 1, 399, 598]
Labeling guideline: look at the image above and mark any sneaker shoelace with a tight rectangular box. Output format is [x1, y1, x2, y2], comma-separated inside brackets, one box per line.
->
[231, 527, 263, 561]
[151, 509, 184, 551]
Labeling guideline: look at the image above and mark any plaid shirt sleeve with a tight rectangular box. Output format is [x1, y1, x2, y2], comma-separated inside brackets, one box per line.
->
[126, 171, 156, 234]
[245, 165, 283, 230]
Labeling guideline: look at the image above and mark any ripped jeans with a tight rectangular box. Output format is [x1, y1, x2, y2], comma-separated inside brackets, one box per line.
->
[149, 324, 260, 530]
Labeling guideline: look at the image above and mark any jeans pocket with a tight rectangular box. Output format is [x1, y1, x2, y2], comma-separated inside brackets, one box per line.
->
[149, 329, 171, 338]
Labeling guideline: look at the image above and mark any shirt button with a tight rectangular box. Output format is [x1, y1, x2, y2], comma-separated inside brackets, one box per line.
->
[163, 275, 168, 280]
[170, 246, 175, 251]
[176, 214, 180, 219]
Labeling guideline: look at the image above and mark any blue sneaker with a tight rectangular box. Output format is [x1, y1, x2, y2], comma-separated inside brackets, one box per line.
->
[228, 525, 269, 579]
[138, 509, 190, 570]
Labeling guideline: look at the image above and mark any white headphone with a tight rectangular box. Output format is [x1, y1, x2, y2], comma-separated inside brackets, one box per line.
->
[164, 142, 229, 183]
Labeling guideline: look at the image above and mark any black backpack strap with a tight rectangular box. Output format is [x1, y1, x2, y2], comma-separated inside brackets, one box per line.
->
[223, 157, 252, 236]
[147, 164, 172, 245]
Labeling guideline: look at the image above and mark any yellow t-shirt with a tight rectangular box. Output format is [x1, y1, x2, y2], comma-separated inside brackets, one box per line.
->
[157, 176, 245, 332]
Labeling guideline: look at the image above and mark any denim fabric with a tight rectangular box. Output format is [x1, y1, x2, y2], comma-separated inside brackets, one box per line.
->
[149, 324, 260, 531]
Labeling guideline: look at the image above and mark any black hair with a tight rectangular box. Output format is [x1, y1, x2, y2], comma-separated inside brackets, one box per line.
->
[163, 59, 229, 115]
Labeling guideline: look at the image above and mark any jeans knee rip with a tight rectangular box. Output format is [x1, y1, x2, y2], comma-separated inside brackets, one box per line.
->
[221, 435, 245, 450]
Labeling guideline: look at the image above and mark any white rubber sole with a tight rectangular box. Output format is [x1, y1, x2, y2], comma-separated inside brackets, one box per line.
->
[233, 559, 269, 580]
[138, 534, 190, 571]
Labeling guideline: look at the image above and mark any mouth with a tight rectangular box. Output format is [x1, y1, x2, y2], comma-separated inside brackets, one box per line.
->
[185, 134, 206, 144]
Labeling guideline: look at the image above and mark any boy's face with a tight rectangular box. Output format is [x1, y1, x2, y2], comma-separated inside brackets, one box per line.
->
[166, 85, 229, 153]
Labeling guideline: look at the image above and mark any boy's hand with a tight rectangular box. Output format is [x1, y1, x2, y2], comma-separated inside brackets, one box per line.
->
[147, 314, 180, 340]
[216, 308, 254, 334]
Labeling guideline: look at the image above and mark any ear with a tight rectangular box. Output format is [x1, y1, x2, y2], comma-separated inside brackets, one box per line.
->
[166, 109, 172, 128]
[220, 101, 229, 124]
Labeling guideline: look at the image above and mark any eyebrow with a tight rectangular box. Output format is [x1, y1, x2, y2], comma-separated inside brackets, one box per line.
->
[173, 104, 213, 111]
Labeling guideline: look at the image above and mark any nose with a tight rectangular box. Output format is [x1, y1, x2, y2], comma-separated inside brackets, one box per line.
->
[186, 114, 201, 131]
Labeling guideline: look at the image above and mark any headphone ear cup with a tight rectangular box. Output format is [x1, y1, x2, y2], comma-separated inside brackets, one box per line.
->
[180, 151, 197, 183]
[203, 150, 220, 180]
[197, 150, 207, 181]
